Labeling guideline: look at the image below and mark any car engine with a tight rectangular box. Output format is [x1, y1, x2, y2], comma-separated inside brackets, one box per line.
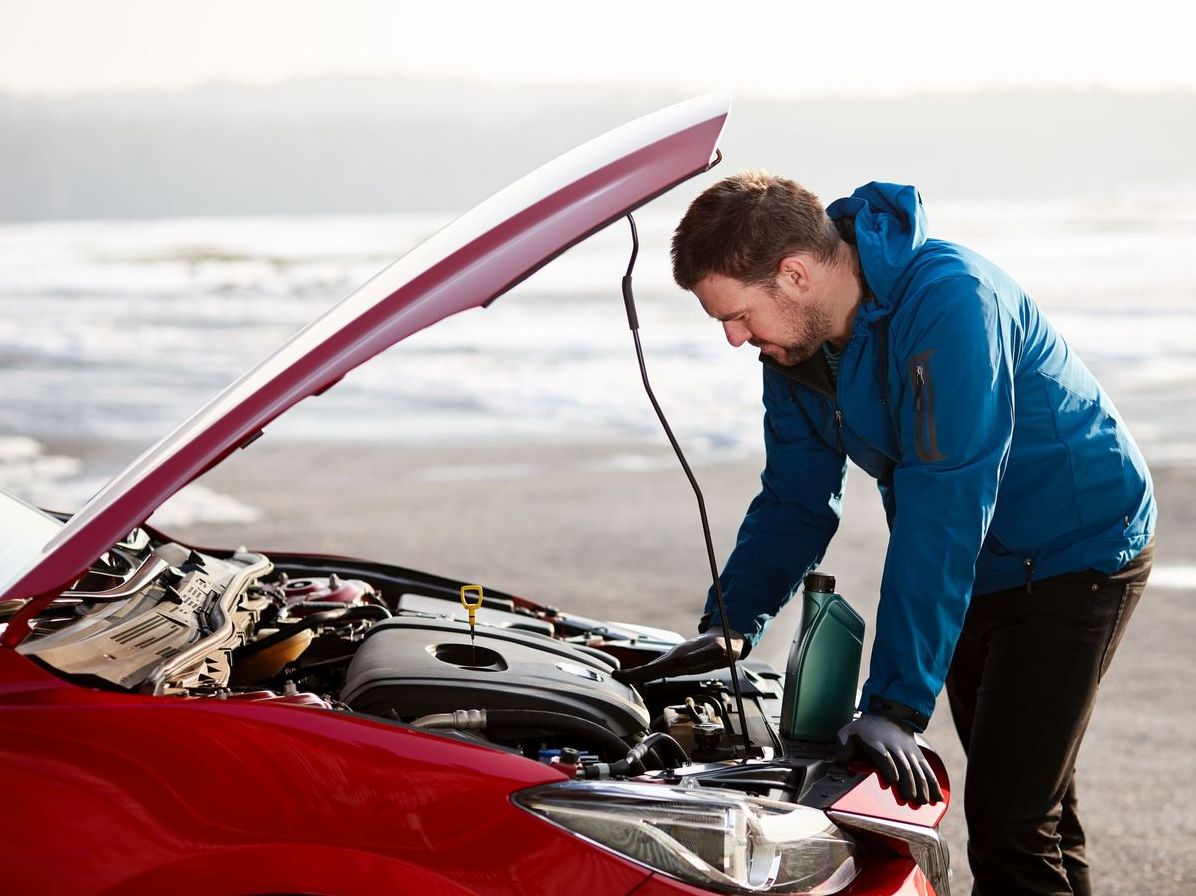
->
[10, 530, 791, 778]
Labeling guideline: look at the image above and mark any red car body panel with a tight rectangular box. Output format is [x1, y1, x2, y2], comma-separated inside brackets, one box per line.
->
[831, 757, 952, 828]
[0, 650, 655, 896]
[0, 93, 730, 635]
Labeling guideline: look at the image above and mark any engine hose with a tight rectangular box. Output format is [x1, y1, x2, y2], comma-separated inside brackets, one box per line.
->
[639, 732, 690, 767]
[580, 731, 692, 780]
[410, 708, 632, 762]
[582, 747, 647, 779]
[623, 733, 688, 776]
[238, 605, 391, 657]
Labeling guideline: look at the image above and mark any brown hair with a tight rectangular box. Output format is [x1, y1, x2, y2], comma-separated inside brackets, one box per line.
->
[670, 171, 840, 290]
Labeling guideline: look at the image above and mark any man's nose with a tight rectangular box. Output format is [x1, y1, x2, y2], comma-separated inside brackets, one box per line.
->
[723, 320, 751, 348]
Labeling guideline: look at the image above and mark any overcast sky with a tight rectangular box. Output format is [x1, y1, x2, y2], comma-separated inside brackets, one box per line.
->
[2, 0, 1194, 98]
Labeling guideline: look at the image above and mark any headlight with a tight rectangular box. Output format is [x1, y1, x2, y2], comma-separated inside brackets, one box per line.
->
[513, 781, 858, 894]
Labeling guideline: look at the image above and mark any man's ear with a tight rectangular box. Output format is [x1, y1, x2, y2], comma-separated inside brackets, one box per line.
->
[777, 254, 812, 291]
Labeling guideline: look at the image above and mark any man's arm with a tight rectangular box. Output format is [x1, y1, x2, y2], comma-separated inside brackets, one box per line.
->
[860, 275, 1016, 728]
[702, 364, 848, 651]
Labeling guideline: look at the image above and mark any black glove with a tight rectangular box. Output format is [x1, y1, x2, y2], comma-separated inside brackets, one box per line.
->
[836, 713, 944, 805]
[613, 630, 744, 685]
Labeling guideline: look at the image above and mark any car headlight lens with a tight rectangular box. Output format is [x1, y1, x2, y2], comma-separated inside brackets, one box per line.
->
[513, 781, 858, 894]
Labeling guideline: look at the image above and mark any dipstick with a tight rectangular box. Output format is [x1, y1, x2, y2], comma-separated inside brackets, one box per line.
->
[460, 584, 483, 666]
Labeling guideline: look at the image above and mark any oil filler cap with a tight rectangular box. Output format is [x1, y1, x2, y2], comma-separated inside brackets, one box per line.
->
[803, 572, 836, 593]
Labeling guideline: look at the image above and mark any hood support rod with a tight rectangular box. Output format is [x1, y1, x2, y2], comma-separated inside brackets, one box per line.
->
[618, 213, 753, 761]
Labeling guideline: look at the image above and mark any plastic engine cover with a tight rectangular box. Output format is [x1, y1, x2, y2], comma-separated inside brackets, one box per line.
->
[341, 617, 650, 736]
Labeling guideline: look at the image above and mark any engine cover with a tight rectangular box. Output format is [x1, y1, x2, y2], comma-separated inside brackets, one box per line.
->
[342, 617, 649, 736]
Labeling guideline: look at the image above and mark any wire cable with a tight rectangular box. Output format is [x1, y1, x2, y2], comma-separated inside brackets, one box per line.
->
[619, 213, 753, 762]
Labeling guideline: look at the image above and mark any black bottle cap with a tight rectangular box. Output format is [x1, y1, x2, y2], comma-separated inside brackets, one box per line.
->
[803, 572, 836, 593]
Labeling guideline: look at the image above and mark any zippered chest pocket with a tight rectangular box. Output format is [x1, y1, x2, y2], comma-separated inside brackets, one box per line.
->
[908, 351, 946, 463]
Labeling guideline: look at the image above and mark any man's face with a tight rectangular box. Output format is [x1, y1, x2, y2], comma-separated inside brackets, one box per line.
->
[692, 268, 833, 367]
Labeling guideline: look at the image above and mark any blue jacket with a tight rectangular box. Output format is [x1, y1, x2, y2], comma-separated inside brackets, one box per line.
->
[704, 182, 1156, 729]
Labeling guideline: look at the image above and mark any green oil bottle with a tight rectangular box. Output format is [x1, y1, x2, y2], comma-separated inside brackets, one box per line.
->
[779, 572, 865, 743]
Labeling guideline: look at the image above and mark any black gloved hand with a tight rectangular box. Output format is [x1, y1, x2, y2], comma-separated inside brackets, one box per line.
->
[836, 713, 944, 806]
[613, 630, 744, 685]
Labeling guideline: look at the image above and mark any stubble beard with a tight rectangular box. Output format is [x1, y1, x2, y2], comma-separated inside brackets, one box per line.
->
[759, 290, 833, 367]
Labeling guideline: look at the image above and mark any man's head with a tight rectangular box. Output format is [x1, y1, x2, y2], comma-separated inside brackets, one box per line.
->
[671, 171, 858, 366]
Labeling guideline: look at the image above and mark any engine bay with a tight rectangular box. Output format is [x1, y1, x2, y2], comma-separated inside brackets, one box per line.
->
[7, 529, 863, 805]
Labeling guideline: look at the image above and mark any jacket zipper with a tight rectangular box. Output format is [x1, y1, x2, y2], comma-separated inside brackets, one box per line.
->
[1024, 557, 1034, 595]
[877, 317, 891, 408]
[834, 409, 845, 455]
[910, 359, 945, 463]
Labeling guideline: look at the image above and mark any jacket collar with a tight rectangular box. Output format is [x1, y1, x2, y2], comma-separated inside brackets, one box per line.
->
[760, 351, 837, 400]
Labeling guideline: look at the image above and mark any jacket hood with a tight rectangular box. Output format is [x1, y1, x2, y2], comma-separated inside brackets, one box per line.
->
[826, 182, 928, 312]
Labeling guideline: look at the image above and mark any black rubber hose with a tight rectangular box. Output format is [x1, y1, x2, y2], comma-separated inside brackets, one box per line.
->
[591, 741, 654, 778]
[639, 732, 690, 768]
[483, 709, 632, 761]
[615, 732, 689, 776]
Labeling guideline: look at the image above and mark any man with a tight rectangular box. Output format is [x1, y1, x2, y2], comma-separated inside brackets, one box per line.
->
[628, 173, 1155, 895]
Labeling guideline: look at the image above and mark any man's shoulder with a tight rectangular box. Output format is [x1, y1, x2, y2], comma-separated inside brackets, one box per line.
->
[905, 239, 994, 287]
[887, 246, 1016, 350]
[893, 239, 1026, 316]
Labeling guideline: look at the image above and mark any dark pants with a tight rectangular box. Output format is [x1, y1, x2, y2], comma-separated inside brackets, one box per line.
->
[946, 541, 1153, 896]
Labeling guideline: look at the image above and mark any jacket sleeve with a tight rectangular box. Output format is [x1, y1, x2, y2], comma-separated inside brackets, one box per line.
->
[702, 365, 847, 649]
[860, 275, 1015, 729]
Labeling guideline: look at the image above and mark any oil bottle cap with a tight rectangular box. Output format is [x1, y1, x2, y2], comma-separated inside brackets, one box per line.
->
[803, 572, 836, 593]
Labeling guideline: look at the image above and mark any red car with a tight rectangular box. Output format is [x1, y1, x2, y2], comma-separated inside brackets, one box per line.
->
[0, 94, 950, 896]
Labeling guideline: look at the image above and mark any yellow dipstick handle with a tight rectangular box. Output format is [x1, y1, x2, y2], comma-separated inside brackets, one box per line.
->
[460, 585, 483, 632]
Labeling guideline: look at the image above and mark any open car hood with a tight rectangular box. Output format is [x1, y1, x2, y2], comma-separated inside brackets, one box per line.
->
[0, 93, 729, 636]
